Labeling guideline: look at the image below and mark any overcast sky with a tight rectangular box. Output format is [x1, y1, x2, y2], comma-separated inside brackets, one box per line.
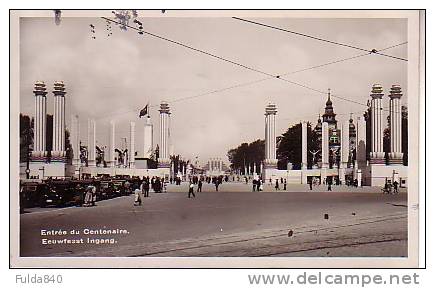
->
[19, 15, 407, 164]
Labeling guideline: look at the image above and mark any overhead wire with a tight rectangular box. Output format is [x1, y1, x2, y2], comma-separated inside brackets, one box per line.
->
[232, 17, 408, 62]
[95, 17, 407, 119]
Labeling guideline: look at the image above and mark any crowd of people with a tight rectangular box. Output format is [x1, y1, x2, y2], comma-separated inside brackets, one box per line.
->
[80, 173, 401, 206]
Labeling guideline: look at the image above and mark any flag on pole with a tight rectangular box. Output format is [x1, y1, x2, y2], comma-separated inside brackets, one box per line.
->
[139, 103, 149, 118]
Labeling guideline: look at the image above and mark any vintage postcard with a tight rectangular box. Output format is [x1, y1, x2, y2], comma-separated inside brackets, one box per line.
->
[9, 10, 424, 268]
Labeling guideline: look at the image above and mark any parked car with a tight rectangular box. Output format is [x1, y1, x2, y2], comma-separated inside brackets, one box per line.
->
[41, 180, 85, 207]
[20, 181, 47, 211]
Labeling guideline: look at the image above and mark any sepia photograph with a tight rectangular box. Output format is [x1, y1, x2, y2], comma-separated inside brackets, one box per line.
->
[9, 10, 424, 268]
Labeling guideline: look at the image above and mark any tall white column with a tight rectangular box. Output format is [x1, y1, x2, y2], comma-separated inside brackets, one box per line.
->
[143, 116, 153, 159]
[108, 120, 116, 167]
[52, 81, 66, 161]
[389, 85, 404, 165]
[87, 119, 96, 167]
[158, 102, 171, 167]
[321, 121, 329, 183]
[70, 114, 80, 167]
[339, 120, 349, 183]
[301, 121, 308, 169]
[321, 122, 329, 168]
[340, 120, 349, 167]
[264, 103, 278, 168]
[31, 81, 48, 160]
[370, 84, 385, 164]
[129, 121, 136, 168]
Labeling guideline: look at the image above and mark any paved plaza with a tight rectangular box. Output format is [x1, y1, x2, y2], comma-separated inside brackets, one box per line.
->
[20, 182, 407, 258]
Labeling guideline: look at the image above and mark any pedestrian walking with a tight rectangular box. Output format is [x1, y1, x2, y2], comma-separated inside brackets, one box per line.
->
[256, 179, 261, 191]
[393, 181, 399, 194]
[90, 184, 96, 206]
[140, 180, 147, 197]
[215, 181, 220, 192]
[197, 179, 203, 192]
[83, 185, 93, 207]
[275, 179, 280, 191]
[188, 181, 195, 198]
[252, 179, 257, 191]
[327, 178, 332, 191]
[283, 179, 287, 190]
[144, 179, 150, 197]
[134, 185, 142, 206]
[259, 179, 263, 191]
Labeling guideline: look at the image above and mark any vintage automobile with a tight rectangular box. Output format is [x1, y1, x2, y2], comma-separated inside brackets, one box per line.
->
[111, 180, 127, 197]
[40, 180, 85, 207]
[98, 180, 116, 200]
[20, 181, 47, 211]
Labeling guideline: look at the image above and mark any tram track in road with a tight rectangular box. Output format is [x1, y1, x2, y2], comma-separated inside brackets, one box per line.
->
[55, 211, 406, 257]
[130, 212, 407, 257]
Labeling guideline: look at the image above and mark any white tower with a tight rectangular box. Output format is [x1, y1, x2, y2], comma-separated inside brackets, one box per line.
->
[370, 84, 385, 164]
[388, 85, 404, 165]
[340, 120, 350, 167]
[301, 121, 308, 169]
[339, 120, 349, 183]
[51, 81, 66, 161]
[108, 120, 116, 167]
[143, 116, 153, 158]
[70, 114, 80, 167]
[31, 81, 47, 161]
[158, 102, 171, 167]
[87, 119, 96, 167]
[129, 121, 136, 168]
[264, 103, 278, 168]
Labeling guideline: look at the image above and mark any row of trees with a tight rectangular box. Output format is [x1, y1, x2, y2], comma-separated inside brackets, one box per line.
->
[227, 123, 320, 171]
[227, 139, 265, 172]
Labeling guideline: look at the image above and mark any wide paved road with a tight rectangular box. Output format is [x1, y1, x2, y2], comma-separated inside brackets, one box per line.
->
[20, 182, 407, 257]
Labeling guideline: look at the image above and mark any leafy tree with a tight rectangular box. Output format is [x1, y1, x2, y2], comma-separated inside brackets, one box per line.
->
[20, 114, 33, 162]
[277, 122, 319, 170]
[227, 140, 265, 173]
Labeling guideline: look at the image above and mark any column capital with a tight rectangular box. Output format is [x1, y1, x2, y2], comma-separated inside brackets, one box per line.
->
[159, 101, 171, 114]
[370, 84, 384, 99]
[389, 84, 403, 99]
[33, 81, 47, 97]
[265, 103, 277, 115]
[53, 81, 66, 97]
